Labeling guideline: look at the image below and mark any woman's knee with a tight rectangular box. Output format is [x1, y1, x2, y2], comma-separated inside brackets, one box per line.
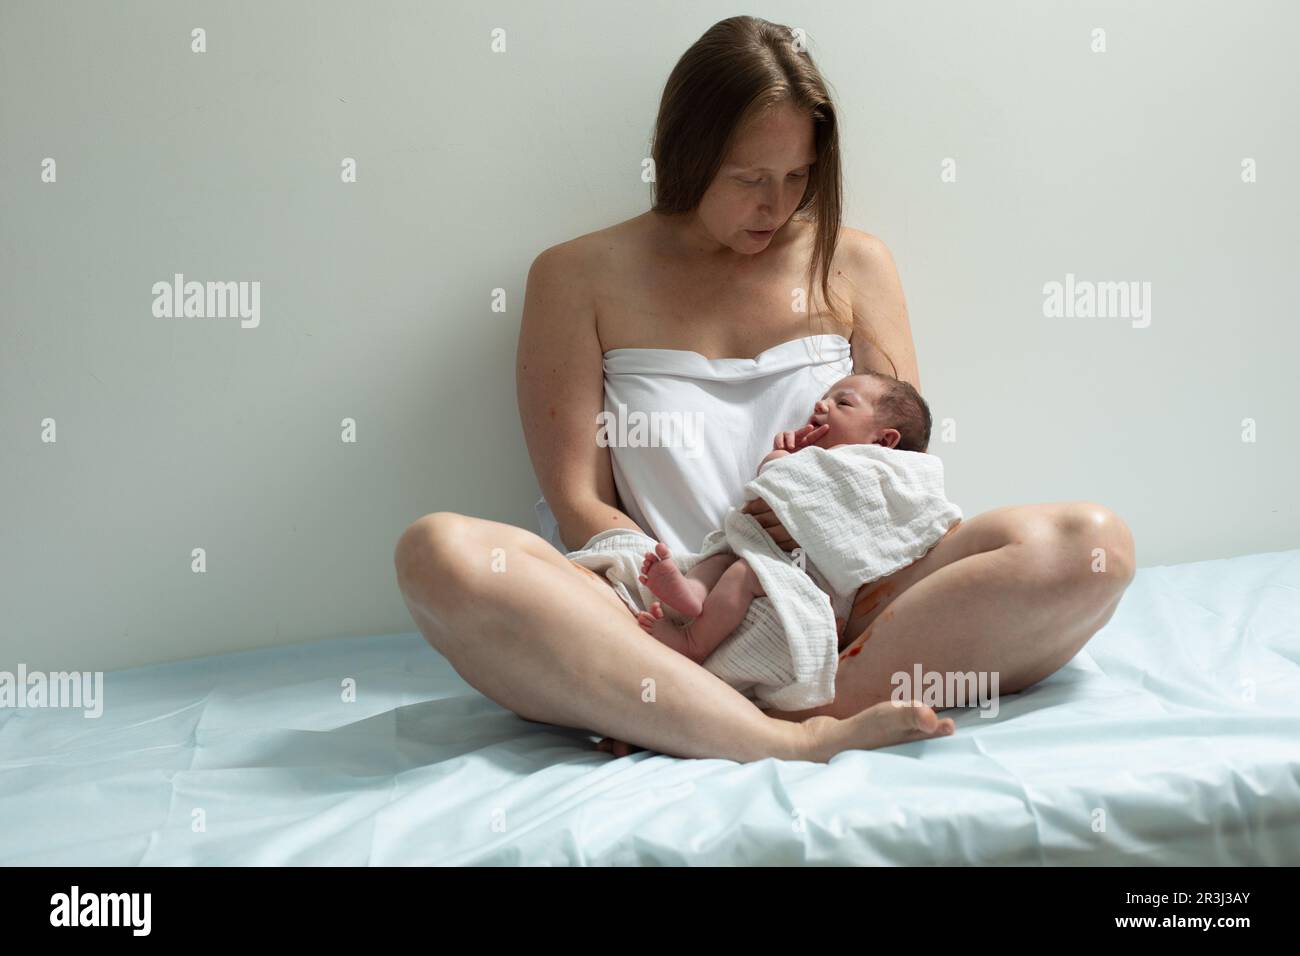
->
[1019, 502, 1136, 603]
[394, 512, 482, 607]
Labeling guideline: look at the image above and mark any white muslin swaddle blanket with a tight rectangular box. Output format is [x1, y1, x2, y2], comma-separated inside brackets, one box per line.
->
[566, 444, 963, 711]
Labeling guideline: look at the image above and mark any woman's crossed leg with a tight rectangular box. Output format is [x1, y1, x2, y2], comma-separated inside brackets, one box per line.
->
[393, 513, 955, 763]
[764, 501, 1137, 722]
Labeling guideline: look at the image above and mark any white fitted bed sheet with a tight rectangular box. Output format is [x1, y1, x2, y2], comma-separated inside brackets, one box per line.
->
[2, 547, 1297, 865]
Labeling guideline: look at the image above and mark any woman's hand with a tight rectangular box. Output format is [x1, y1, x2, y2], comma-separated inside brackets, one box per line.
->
[740, 496, 801, 553]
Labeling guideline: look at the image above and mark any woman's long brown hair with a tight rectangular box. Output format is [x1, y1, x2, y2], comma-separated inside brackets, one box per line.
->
[648, 15, 898, 378]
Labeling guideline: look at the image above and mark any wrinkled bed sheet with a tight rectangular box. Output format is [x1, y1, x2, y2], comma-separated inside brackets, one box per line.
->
[2, 548, 1297, 865]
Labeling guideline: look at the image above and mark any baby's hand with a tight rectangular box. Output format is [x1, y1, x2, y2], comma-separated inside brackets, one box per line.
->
[771, 422, 829, 453]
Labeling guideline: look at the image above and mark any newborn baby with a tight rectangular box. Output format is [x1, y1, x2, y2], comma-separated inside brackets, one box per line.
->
[633, 371, 933, 663]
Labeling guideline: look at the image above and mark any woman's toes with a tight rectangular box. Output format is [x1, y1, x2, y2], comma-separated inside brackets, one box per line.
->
[807, 701, 957, 760]
[900, 702, 954, 737]
[893, 699, 941, 734]
[898, 700, 956, 738]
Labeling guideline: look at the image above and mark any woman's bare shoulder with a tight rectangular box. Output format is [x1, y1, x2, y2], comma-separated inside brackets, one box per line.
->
[532, 214, 649, 283]
[833, 226, 917, 384]
[523, 216, 649, 351]
[830, 226, 904, 313]
[835, 225, 896, 273]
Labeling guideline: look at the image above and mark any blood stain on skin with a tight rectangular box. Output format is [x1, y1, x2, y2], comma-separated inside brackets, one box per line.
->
[839, 625, 873, 660]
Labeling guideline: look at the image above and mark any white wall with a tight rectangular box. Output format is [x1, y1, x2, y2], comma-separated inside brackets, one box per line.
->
[2, 0, 1296, 673]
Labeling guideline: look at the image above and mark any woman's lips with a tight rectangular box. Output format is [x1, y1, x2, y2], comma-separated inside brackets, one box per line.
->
[746, 228, 775, 239]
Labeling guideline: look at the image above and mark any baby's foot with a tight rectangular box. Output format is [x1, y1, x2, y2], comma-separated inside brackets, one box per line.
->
[638, 541, 705, 618]
[635, 601, 691, 648]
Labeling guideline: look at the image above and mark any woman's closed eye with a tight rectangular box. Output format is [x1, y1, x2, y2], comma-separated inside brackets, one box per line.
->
[739, 171, 809, 185]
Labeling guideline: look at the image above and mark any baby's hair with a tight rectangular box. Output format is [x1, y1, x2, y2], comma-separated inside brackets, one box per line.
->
[851, 372, 932, 453]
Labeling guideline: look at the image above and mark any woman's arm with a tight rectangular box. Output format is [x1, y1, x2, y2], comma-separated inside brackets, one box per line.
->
[516, 243, 642, 552]
[843, 230, 921, 394]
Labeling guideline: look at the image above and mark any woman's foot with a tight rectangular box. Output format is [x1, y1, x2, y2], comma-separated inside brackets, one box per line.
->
[638, 541, 706, 617]
[797, 701, 956, 762]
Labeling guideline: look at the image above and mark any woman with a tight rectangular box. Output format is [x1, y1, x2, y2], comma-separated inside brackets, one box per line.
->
[394, 16, 1136, 763]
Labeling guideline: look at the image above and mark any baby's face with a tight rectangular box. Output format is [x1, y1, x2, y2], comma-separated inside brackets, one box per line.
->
[805, 376, 900, 449]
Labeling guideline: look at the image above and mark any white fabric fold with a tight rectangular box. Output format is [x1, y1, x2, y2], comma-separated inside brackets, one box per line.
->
[736, 444, 965, 601]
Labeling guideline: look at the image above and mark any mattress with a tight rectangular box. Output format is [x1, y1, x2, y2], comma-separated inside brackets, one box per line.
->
[2, 547, 1298, 865]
